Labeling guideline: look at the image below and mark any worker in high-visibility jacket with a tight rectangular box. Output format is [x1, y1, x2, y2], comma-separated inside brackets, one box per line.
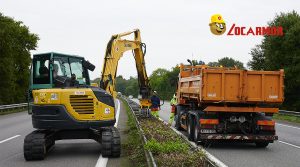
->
[169, 94, 177, 124]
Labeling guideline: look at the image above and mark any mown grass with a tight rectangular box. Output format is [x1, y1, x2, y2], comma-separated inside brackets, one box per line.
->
[273, 113, 300, 124]
[121, 99, 147, 167]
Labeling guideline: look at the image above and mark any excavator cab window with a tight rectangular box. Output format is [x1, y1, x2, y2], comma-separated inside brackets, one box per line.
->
[52, 56, 90, 87]
[32, 55, 50, 84]
[69, 57, 86, 84]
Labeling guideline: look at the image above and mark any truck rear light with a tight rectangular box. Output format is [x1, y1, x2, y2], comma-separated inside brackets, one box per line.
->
[257, 120, 275, 126]
[200, 119, 219, 125]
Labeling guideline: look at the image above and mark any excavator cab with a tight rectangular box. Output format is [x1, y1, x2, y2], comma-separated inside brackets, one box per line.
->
[28, 52, 95, 114]
[30, 52, 94, 89]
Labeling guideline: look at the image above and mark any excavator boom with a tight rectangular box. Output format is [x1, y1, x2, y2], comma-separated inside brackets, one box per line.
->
[100, 29, 151, 108]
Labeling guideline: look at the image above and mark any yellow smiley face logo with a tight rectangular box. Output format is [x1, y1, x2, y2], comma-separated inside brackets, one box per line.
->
[209, 14, 226, 35]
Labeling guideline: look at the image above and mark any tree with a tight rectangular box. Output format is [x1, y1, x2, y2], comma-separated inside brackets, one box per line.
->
[248, 11, 300, 111]
[149, 67, 179, 100]
[0, 13, 39, 104]
[115, 75, 127, 93]
[208, 57, 245, 69]
[207, 62, 219, 67]
[247, 45, 265, 70]
[124, 77, 139, 97]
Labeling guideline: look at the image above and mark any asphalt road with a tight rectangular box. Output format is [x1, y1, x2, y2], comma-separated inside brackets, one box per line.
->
[0, 100, 122, 167]
[132, 98, 300, 167]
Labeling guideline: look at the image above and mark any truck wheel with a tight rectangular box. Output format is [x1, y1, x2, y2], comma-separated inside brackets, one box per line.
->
[175, 114, 183, 130]
[187, 116, 195, 141]
[194, 118, 199, 143]
[111, 127, 121, 157]
[255, 142, 269, 148]
[24, 131, 47, 161]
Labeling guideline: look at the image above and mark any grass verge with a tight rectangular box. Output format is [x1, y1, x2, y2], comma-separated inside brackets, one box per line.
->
[121, 99, 147, 167]
[140, 117, 205, 167]
[273, 113, 300, 124]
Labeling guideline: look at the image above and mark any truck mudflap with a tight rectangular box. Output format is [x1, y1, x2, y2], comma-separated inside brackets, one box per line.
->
[200, 134, 278, 141]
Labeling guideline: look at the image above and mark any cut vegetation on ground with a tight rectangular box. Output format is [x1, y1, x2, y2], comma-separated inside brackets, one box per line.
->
[122, 98, 206, 167]
[140, 117, 205, 167]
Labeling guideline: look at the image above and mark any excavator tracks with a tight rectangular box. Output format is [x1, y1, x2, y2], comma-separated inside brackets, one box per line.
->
[24, 127, 120, 160]
[102, 127, 121, 157]
[23, 130, 54, 161]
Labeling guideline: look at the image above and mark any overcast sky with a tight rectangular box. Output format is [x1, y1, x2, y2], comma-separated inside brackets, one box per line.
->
[1, 0, 299, 79]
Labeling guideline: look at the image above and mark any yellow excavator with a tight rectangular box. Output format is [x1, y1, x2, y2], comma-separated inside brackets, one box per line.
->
[24, 29, 152, 160]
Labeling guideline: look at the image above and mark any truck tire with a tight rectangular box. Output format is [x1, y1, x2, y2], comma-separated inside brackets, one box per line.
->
[175, 114, 183, 130]
[255, 142, 269, 148]
[24, 131, 47, 161]
[175, 105, 186, 130]
[187, 116, 195, 141]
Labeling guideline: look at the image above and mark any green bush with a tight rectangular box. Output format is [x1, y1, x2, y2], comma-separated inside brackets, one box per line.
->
[144, 139, 189, 154]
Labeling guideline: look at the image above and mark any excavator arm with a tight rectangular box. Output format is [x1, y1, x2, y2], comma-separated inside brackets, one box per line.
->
[100, 29, 152, 108]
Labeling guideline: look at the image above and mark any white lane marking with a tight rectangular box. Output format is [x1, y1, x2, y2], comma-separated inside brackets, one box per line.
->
[95, 99, 121, 167]
[279, 140, 300, 149]
[276, 123, 300, 130]
[0, 135, 20, 144]
[95, 155, 108, 167]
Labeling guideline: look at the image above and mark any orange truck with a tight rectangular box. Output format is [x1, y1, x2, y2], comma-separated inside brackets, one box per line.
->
[175, 64, 284, 147]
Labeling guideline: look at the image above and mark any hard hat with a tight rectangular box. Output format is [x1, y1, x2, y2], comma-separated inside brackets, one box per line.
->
[153, 91, 157, 94]
[210, 14, 225, 24]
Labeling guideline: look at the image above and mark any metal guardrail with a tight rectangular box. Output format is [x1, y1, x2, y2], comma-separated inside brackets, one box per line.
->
[0, 103, 28, 111]
[279, 110, 300, 117]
